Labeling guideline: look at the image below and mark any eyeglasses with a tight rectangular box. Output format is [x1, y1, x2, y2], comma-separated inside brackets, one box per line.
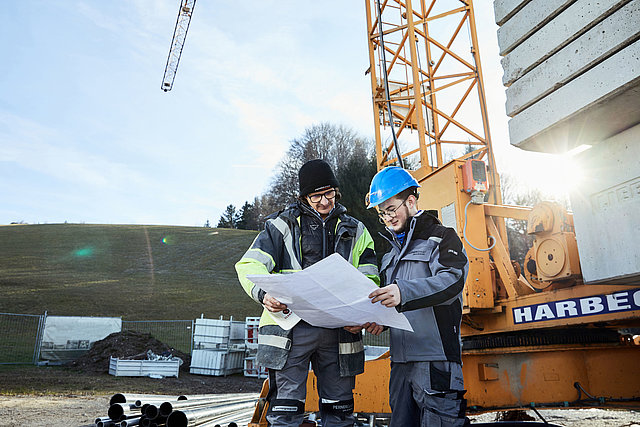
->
[377, 198, 408, 222]
[307, 189, 336, 203]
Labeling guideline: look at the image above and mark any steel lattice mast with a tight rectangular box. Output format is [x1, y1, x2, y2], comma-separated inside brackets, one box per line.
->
[161, 0, 197, 92]
[364, 0, 499, 196]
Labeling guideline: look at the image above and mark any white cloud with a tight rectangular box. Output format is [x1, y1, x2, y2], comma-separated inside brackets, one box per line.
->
[0, 112, 151, 191]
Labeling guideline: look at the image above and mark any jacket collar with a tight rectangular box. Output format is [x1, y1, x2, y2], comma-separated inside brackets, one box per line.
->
[382, 210, 440, 250]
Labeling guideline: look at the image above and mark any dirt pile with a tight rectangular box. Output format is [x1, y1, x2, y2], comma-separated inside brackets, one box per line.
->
[67, 330, 191, 373]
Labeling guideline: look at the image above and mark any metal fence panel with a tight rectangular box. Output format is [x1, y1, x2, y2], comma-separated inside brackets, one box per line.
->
[0, 312, 44, 365]
[363, 329, 390, 347]
[121, 320, 193, 354]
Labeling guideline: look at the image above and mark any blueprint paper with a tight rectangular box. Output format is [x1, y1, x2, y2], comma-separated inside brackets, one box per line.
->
[247, 253, 413, 332]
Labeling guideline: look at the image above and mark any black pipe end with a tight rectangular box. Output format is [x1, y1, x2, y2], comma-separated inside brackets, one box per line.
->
[167, 410, 188, 427]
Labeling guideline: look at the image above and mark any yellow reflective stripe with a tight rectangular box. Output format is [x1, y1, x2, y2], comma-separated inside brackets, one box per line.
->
[235, 257, 270, 303]
[352, 226, 380, 286]
[259, 334, 291, 350]
[339, 340, 364, 355]
[358, 264, 379, 276]
[349, 222, 366, 266]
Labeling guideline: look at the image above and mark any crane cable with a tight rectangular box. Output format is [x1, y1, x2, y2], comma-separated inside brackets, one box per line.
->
[414, 37, 436, 170]
[463, 200, 496, 252]
[375, 0, 404, 169]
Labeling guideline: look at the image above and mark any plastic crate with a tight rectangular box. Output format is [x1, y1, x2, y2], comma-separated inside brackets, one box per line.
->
[190, 349, 244, 376]
[193, 317, 245, 349]
[245, 317, 260, 349]
[109, 357, 179, 378]
[243, 356, 268, 379]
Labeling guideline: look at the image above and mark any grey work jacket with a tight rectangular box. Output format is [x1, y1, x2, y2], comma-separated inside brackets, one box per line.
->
[380, 211, 469, 363]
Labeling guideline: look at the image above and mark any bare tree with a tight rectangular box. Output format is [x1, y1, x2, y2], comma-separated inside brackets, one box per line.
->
[269, 123, 370, 207]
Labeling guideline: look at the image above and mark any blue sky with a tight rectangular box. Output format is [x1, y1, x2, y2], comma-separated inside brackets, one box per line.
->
[0, 1, 570, 226]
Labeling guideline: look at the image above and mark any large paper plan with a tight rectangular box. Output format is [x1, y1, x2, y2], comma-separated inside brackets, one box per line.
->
[248, 253, 413, 332]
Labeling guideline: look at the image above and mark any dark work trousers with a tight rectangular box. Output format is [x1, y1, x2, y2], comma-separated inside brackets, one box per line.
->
[267, 321, 356, 427]
[389, 361, 468, 427]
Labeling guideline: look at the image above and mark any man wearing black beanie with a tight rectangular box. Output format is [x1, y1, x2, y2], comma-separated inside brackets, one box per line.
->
[236, 159, 381, 427]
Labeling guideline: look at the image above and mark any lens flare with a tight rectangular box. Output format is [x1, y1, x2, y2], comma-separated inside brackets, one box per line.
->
[162, 235, 175, 245]
[74, 247, 94, 257]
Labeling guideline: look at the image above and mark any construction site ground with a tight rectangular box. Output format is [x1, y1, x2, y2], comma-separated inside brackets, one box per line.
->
[0, 366, 263, 426]
[1, 332, 638, 426]
[1, 366, 639, 427]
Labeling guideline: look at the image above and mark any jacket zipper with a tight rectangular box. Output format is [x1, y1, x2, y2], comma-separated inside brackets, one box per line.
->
[322, 221, 327, 259]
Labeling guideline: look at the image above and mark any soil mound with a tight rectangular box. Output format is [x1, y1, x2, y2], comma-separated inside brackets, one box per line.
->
[67, 330, 190, 373]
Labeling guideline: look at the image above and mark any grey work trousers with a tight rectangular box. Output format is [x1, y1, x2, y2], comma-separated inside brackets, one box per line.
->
[266, 321, 356, 427]
[389, 361, 468, 427]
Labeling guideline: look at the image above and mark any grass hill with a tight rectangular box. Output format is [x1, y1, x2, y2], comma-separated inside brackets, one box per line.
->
[0, 223, 263, 320]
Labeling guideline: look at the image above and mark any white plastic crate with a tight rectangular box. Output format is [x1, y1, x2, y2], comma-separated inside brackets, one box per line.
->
[245, 317, 260, 349]
[108, 357, 179, 378]
[193, 317, 245, 349]
[190, 349, 244, 376]
[243, 356, 268, 379]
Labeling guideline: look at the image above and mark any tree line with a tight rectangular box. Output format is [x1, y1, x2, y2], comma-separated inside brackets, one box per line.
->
[211, 123, 383, 245]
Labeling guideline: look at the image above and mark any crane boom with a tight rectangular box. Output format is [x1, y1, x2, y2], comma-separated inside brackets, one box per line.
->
[161, 0, 197, 92]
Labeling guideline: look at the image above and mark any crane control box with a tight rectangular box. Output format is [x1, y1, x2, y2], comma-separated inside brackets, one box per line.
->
[461, 159, 489, 204]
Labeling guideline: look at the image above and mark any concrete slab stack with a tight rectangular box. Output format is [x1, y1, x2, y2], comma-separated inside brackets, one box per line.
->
[493, 0, 640, 283]
[494, 0, 640, 152]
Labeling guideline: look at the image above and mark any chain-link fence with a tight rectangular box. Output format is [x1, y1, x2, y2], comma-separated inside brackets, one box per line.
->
[0, 312, 45, 365]
[1, 313, 389, 365]
[363, 328, 390, 347]
[122, 319, 194, 354]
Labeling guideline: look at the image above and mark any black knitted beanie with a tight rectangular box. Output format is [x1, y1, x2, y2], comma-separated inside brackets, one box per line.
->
[298, 159, 339, 196]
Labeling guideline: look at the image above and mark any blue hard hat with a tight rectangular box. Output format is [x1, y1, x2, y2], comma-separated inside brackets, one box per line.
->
[366, 167, 420, 208]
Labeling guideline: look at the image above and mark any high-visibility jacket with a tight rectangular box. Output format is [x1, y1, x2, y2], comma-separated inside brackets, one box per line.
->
[235, 201, 379, 376]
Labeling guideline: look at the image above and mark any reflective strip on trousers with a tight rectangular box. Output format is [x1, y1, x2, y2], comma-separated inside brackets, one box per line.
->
[339, 340, 364, 355]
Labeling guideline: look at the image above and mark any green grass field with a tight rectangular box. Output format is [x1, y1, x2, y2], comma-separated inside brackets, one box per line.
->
[0, 224, 262, 320]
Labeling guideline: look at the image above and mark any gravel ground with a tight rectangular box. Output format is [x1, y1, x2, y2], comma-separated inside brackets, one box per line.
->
[468, 408, 640, 426]
[0, 394, 638, 427]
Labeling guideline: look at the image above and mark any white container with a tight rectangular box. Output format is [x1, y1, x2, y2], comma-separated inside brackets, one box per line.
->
[190, 349, 244, 376]
[109, 357, 179, 378]
[243, 356, 268, 379]
[192, 318, 245, 349]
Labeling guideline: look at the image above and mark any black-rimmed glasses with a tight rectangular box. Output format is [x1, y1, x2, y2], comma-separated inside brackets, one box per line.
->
[308, 189, 337, 203]
[377, 197, 408, 222]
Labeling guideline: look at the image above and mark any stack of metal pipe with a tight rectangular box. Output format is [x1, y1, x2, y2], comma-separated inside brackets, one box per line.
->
[95, 393, 258, 427]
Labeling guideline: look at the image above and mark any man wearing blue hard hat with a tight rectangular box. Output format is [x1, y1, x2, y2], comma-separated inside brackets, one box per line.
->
[366, 166, 470, 426]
